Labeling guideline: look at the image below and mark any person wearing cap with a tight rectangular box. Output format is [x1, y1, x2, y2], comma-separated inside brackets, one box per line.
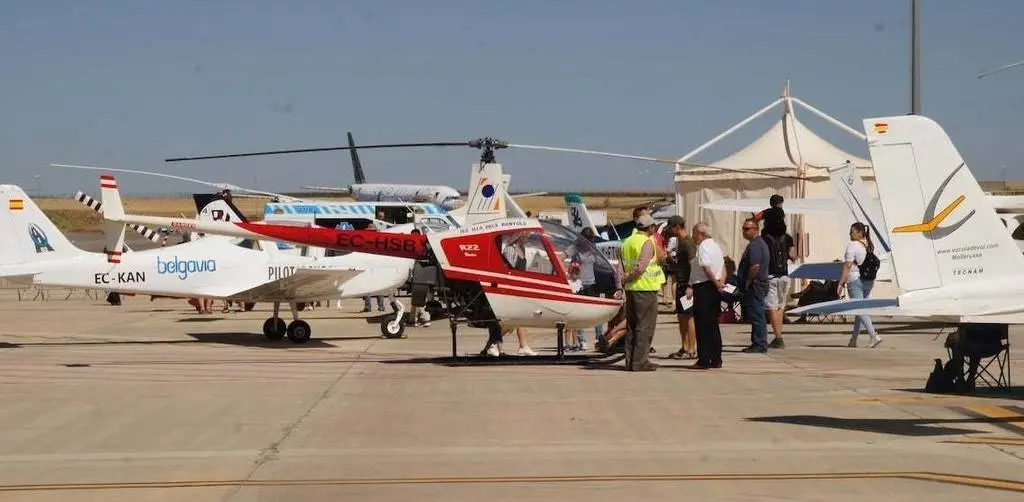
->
[619, 213, 665, 371]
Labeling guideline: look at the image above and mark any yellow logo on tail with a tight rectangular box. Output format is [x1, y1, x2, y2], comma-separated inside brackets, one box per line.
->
[892, 195, 965, 233]
[8, 199, 23, 211]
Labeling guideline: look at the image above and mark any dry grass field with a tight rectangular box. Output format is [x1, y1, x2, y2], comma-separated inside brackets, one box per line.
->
[35, 194, 668, 233]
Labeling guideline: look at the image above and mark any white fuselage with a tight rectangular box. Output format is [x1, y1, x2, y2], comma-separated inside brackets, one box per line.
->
[0, 237, 411, 300]
[351, 183, 462, 210]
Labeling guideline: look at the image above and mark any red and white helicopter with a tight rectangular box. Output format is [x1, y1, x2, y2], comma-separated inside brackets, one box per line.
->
[98, 139, 624, 358]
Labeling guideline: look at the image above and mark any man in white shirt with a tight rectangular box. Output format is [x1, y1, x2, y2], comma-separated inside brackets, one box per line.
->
[685, 221, 725, 369]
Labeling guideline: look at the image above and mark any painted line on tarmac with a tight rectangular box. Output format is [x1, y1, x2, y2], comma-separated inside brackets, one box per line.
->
[942, 435, 1024, 446]
[0, 471, 1020, 493]
[959, 405, 1024, 436]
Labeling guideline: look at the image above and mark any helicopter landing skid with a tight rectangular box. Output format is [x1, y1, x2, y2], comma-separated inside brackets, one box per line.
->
[447, 319, 602, 365]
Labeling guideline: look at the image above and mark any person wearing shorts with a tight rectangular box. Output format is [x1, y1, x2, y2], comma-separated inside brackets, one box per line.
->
[764, 232, 795, 348]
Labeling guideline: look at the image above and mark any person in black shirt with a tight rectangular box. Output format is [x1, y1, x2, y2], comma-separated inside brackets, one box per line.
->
[664, 216, 698, 360]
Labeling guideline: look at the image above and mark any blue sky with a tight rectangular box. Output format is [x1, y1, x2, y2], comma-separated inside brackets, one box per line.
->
[2, 0, 1024, 196]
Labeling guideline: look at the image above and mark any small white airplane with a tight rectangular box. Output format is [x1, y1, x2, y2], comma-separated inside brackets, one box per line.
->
[0, 183, 413, 343]
[788, 114, 1024, 324]
[300, 132, 465, 210]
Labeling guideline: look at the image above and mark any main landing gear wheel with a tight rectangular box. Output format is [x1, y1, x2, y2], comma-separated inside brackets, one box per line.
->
[287, 320, 312, 344]
[263, 317, 286, 340]
[380, 313, 406, 339]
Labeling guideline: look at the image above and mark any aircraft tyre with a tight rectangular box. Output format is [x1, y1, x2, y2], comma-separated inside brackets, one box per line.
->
[381, 313, 405, 339]
[287, 320, 312, 343]
[263, 317, 286, 340]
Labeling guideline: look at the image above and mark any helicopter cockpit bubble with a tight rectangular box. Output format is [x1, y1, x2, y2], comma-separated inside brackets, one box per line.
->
[537, 220, 619, 297]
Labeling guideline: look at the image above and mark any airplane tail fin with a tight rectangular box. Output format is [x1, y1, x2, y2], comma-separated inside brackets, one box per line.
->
[193, 192, 249, 223]
[864, 115, 1024, 292]
[464, 162, 507, 225]
[348, 131, 366, 184]
[502, 174, 527, 218]
[99, 175, 128, 263]
[74, 191, 161, 243]
[0, 185, 85, 267]
[827, 162, 891, 256]
[563, 193, 600, 235]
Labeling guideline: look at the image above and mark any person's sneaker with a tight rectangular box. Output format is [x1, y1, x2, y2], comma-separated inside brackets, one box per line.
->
[579, 342, 589, 351]
[769, 338, 785, 349]
[518, 346, 538, 356]
[869, 336, 883, 348]
[741, 345, 767, 353]
[486, 345, 500, 357]
[848, 338, 858, 348]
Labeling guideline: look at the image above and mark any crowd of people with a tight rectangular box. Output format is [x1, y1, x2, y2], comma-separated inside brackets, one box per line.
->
[570, 195, 885, 371]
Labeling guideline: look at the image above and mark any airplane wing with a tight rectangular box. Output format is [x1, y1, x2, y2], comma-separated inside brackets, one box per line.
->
[787, 261, 843, 280]
[700, 198, 838, 215]
[787, 297, 1024, 323]
[222, 268, 363, 303]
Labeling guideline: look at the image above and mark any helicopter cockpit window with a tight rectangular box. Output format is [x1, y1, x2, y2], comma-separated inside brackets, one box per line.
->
[539, 220, 619, 296]
[497, 231, 556, 275]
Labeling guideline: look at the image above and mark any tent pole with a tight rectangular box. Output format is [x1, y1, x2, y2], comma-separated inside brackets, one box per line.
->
[674, 97, 784, 166]
[789, 97, 867, 141]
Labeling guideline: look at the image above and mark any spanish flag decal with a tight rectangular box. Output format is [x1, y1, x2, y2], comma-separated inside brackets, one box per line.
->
[9, 199, 24, 211]
[873, 122, 888, 134]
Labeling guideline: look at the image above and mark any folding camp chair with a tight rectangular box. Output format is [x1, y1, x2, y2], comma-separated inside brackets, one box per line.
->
[945, 324, 1011, 392]
[790, 280, 841, 323]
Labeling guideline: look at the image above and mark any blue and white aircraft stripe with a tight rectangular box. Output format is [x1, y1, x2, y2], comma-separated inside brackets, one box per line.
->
[264, 202, 446, 216]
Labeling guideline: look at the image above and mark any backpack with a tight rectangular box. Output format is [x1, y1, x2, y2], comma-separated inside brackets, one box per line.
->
[763, 234, 789, 277]
[858, 248, 880, 280]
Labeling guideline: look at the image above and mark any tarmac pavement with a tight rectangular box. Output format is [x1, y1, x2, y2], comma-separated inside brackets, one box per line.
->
[0, 288, 1020, 501]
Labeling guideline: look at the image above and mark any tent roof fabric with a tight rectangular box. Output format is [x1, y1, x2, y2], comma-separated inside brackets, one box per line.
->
[675, 114, 871, 181]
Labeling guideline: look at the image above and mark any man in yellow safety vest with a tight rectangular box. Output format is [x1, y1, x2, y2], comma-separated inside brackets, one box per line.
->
[619, 213, 665, 371]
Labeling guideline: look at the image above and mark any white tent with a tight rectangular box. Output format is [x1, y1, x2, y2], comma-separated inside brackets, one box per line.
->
[673, 85, 898, 297]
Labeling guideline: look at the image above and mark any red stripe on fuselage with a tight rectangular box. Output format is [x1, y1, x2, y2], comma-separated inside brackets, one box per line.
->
[235, 222, 427, 260]
[444, 269, 573, 294]
[481, 285, 621, 306]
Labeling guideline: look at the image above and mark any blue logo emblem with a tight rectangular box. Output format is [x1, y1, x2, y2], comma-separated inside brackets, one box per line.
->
[28, 223, 53, 253]
[156, 256, 217, 280]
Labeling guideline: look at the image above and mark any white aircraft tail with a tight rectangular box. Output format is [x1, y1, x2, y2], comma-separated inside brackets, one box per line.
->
[99, 175, 128, 263]
[0, 185, 85, 267]
[464, 162, 507, 225]
[502, 174, 527, 219]
[865, 115, 1024, 292]
[563, 193, 600, 235]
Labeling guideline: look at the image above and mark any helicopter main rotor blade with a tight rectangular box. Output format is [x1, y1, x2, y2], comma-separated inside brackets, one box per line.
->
[164, 142, 473, 163]
[506, 143, 808, 181]
[50, 164, 298, 201]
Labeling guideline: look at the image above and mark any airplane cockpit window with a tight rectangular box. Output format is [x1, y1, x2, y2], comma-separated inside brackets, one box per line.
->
[539, 220, 618, 295]
[496, 231, 556, 275]
[418, 216, 456, 234]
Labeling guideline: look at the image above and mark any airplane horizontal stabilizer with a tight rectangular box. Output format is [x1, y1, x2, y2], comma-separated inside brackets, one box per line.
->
[787, 262, 843, 281]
